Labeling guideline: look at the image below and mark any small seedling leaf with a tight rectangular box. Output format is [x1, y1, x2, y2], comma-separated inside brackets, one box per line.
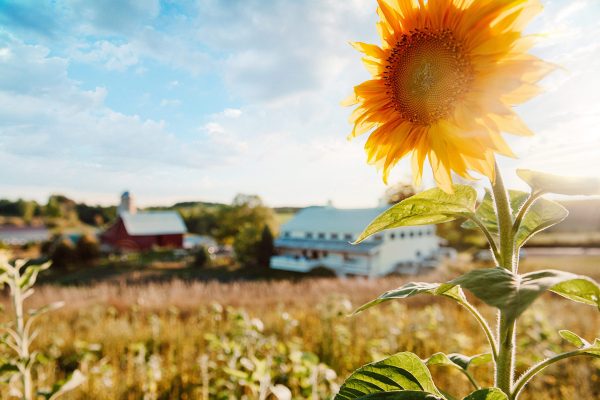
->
[463, 388, 508, 400]
[559, 330, 589, 348]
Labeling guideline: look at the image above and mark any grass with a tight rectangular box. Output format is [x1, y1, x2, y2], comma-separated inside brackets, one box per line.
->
[1, 256, 599, 399]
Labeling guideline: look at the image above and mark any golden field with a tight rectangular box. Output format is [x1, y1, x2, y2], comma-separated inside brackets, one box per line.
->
[1, 254, 599, 399]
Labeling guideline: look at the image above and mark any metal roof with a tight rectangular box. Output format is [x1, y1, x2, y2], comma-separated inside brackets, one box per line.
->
[120, 211, 187, 235]
[281, 206, 388, 234]
[275, 238, 380, 254]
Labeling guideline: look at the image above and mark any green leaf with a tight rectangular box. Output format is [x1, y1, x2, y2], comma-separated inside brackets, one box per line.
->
[355, 185, 477, 243]
[463, 388, 508, 400]
[586, 339, 600, 356]
[559, 330, 589, 348]
[548, 276, 600, 308]
[0, 362, 19, 375]
[39, 370, 85, 400]
[514, 198, 568, 247]
[462, 190, 567, 248]
[19, 261, 51, 290]
[425, 353, 492, 371]
[558, 330, 600, 356]
[335, 352, 443, 400]
[353, 392, 444, 400]
[354, 283, 466, 314]
[441, 269, 600, 321]
[517, 169, 600, 196]
[462, 191, 527, 233]
[28, 301, 64, 318]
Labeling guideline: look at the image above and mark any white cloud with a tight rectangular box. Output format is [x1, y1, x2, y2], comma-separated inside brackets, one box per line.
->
[195, 0, 377, 102]
[67, 0, 161, 35]
[222, 108, 242, 118]
[72, 41, 139, 71]
[554, 0, 587, 24]
[160, 98, 182, 107]
[0, 35, 241, 200]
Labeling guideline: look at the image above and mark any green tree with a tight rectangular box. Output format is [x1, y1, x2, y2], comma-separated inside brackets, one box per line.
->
[233, 224, 262, 268]
[50, 239, 76, 269]
[213, 194, 275, 245]
[193, 246, 211, 268]
[384, 181, 417, 204]
[256, 225, 274, 269]
[75, 234, 100, 263]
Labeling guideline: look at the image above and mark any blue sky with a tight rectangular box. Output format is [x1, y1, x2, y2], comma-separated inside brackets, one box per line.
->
[0, 0, 599, 208]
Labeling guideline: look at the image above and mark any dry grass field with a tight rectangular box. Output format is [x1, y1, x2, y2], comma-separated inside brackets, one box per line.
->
[1, 255, 599, 399]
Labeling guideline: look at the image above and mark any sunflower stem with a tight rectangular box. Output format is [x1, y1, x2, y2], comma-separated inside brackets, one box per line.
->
[490, 163, 517, 397]
[511, 350, 598, 399]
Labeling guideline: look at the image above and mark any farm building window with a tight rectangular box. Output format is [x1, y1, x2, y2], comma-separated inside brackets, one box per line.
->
[305, 232, 313, 239]
[374, 234, 383, 241]
[400, 232, 405, 239]
[331, 233, 339, 240]
[344, 233, 353, 241]
[283, 231, 291, 238]
[409, 232, 414, 238]
[390, 233, 396, 239]
[318, 233, 326, 239]
[418, 231, 423, 237]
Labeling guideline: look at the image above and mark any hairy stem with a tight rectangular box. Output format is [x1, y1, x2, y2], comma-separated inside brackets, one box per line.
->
[495, 315, 516, 395]
[10, 270, 33, 400]
[490, 164, 517, 396]
[467, 215, 500, 264]
[461, 369, 481, 391]
[512, 350, 599, 399]
[512, 191, 544, 251]
[459, 300, 498, 361]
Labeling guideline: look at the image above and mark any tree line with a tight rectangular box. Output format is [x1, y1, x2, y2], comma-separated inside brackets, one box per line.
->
[1, 194, 277, 271]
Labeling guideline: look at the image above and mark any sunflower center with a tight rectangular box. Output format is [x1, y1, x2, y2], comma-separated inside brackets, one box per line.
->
[384, 28, 473, 125]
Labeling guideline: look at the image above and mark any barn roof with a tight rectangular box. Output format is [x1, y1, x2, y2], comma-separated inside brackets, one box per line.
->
[120, 211, 187, 235]
[281, 206, 388, 234]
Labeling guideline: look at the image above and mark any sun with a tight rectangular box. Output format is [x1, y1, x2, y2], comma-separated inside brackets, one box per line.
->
[345, 0, 553, 191]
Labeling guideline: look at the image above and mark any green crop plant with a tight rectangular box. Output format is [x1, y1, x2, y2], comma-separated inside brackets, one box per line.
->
[0, 255, 84, 400]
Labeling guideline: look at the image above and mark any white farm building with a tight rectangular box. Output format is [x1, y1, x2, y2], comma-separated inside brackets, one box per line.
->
[270, 205, 441, 277]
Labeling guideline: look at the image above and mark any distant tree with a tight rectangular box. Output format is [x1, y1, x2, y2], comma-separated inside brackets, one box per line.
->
[45, 195, 78, 221]
[234, 224, 275, 270]
[233, 224, 262, 268]
[256, 226, 274, 269]
[213, 194, 275, 245]
[193, 246, 211, 268]
[75, 204, 116, 226]
[75, 234, 100, 262]
[384, 182, 417, 204]
[182, 207, 219, 236]
[50, 239, 76, 269]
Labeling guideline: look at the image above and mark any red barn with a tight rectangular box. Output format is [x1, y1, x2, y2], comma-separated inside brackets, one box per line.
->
[101, 211, 187, 251]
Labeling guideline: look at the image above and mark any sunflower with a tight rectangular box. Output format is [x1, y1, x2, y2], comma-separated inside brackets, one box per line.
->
[345, 0, 552, 191]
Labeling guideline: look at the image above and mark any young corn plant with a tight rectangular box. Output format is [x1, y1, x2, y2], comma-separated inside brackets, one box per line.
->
[336, 169, 600, 400]
[0, 255, 84, 400]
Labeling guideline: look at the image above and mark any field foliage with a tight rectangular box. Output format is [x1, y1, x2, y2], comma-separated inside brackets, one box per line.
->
[1, 257, 598, 399]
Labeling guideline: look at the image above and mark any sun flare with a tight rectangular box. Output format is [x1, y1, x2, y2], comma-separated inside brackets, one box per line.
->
[345, 0, 553, 191]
